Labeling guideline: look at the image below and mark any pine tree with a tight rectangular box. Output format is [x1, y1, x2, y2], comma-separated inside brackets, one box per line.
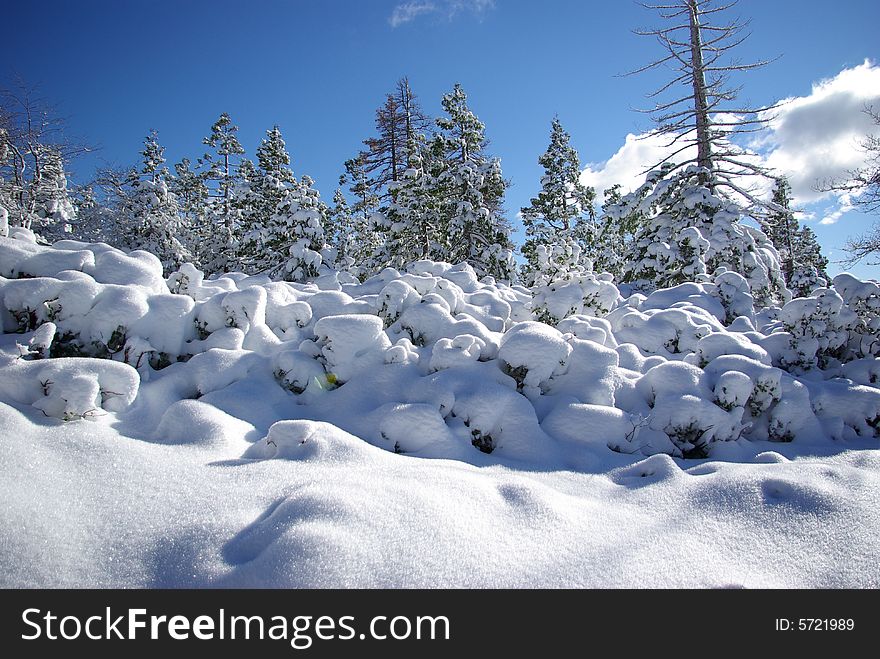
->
[592, 184, 645, 278]
[236, 128, 328, 282]
[762, 178, 799, 281]
[379, 151, 446, 269]
[434, 84, 514, 280]
[140, 129, 166, 182]
[69, 184, 112, 243]
[762, 177, 829, 296]
[122, 131, 189, 272]
[789, 225, 830, 296]
[31, 146, 76, 241]
[327, 187, 355, 269]
[521, 118, 597, 285]
[200, 112, 245, 270]
[613, 164, 786, 306]
[169, 157, 209, 268]
[329, 156, 382, 277]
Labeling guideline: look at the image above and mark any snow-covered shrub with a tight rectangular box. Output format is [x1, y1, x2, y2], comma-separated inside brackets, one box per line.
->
[832, 273, 880, 360]
[557, 315, 617, 348]
[377, 279, 421, 325]
[0, 353, 139, 420]
[712, 270, 755, 325]
[497, 321, 571, 394]
[648, 394, 747, 458]
[542, 403, 643, 452]
[691, 332, 770, 368]
[774, 288, 856, 371]
[530, 272, 619, 324]
[807, 380, 880, 439]
[312, 314, 390, 383]
[609, 306, 719, 358]
[430, 334, 486, 371]
[274, 349, 327, 394]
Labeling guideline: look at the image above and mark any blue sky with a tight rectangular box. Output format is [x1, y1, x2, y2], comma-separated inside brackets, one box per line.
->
[5, 0, 879, 277]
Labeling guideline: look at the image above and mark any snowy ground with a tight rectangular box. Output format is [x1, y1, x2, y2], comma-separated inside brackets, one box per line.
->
[2, 232, 879, 587]
[4, 398, 879, 588]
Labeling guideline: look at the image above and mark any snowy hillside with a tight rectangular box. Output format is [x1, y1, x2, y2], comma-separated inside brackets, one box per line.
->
[2, 229, 880, 587]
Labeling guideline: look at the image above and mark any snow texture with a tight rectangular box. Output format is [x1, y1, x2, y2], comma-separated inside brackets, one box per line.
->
[1, 233, 879, 587]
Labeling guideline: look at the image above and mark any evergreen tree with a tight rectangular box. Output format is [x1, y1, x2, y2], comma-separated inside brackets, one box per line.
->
[329, 156, 382, 277]
[140, 129, 166, 182]
[344, 155, 380, 223]
[121, 131, 189, 271]
[592, 184, 646, 278]
[521, 118, 596, 285]
[789, 225, 830, 296]
[379, 151, 446, 269]
[613, 164, 786, 307]
[200, 113, 245, 270]
[434, 84, 514, 280]
[31, 146, 76, 241]
[762, 178, 799, 282]
[236, 128, 328, 282]
[169, 157, 209, 268]
[69, 184, 112, 243]
[762, 177, 829, 296]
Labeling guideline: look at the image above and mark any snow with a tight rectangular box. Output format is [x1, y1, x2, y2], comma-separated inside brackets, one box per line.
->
[1, 233, 879, 587]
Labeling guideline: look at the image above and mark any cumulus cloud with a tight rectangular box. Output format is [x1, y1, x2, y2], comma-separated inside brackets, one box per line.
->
[760, 60, 880, 216]
[389, 0, 495, 28]
[582, 61, 880, 224]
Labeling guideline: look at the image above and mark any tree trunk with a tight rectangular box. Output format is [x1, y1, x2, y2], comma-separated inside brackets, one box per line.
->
[688, 0, 713, 180]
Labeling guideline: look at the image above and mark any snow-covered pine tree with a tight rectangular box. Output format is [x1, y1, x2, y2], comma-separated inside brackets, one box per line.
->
[762, 177, 829, 296]
[169, 157, 209, 268]
[614, 1, 788, 306]
[613, 164, 786, 306]
[790, 225, 830, 297]
[236, 127, 328, 282]
[30, 146, 77, 242]
[327, 186, 355, 270]
[762, 178, 799, 280]
[378, 149, 446, 269]
[200, 112, 245, 271]
[433, 84, 514, 280]
[591, 184, 646, 279]
[121, 131, 189, 272]
[328, 156, 382, 278]
[68, 184, 112, 243]
[521, 118, 596, 285]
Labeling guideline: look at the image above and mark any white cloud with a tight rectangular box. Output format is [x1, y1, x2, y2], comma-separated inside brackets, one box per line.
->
[760, 60, 880, 214]
[388, 0, 495, 28]
[581, 132, 688, 197]
[582, 61, 880, 224]
[389, 1, 437, 28]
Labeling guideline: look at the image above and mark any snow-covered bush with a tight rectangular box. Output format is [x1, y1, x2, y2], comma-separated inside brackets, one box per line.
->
[1, 230, 878, 463]
[530, 272, 619, 324]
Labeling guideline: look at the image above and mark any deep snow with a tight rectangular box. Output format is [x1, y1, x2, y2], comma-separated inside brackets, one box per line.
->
[1, 231, 879, 587]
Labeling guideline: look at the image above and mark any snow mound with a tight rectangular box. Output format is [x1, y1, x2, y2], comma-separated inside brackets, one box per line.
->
[0, 234, 878, 463]
[244, 420, 374, 463]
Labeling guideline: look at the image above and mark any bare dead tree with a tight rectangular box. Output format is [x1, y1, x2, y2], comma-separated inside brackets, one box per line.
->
[814, 107, 880, 266]
[627, 0, 779, 203]
[0, 78, 93, 228]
